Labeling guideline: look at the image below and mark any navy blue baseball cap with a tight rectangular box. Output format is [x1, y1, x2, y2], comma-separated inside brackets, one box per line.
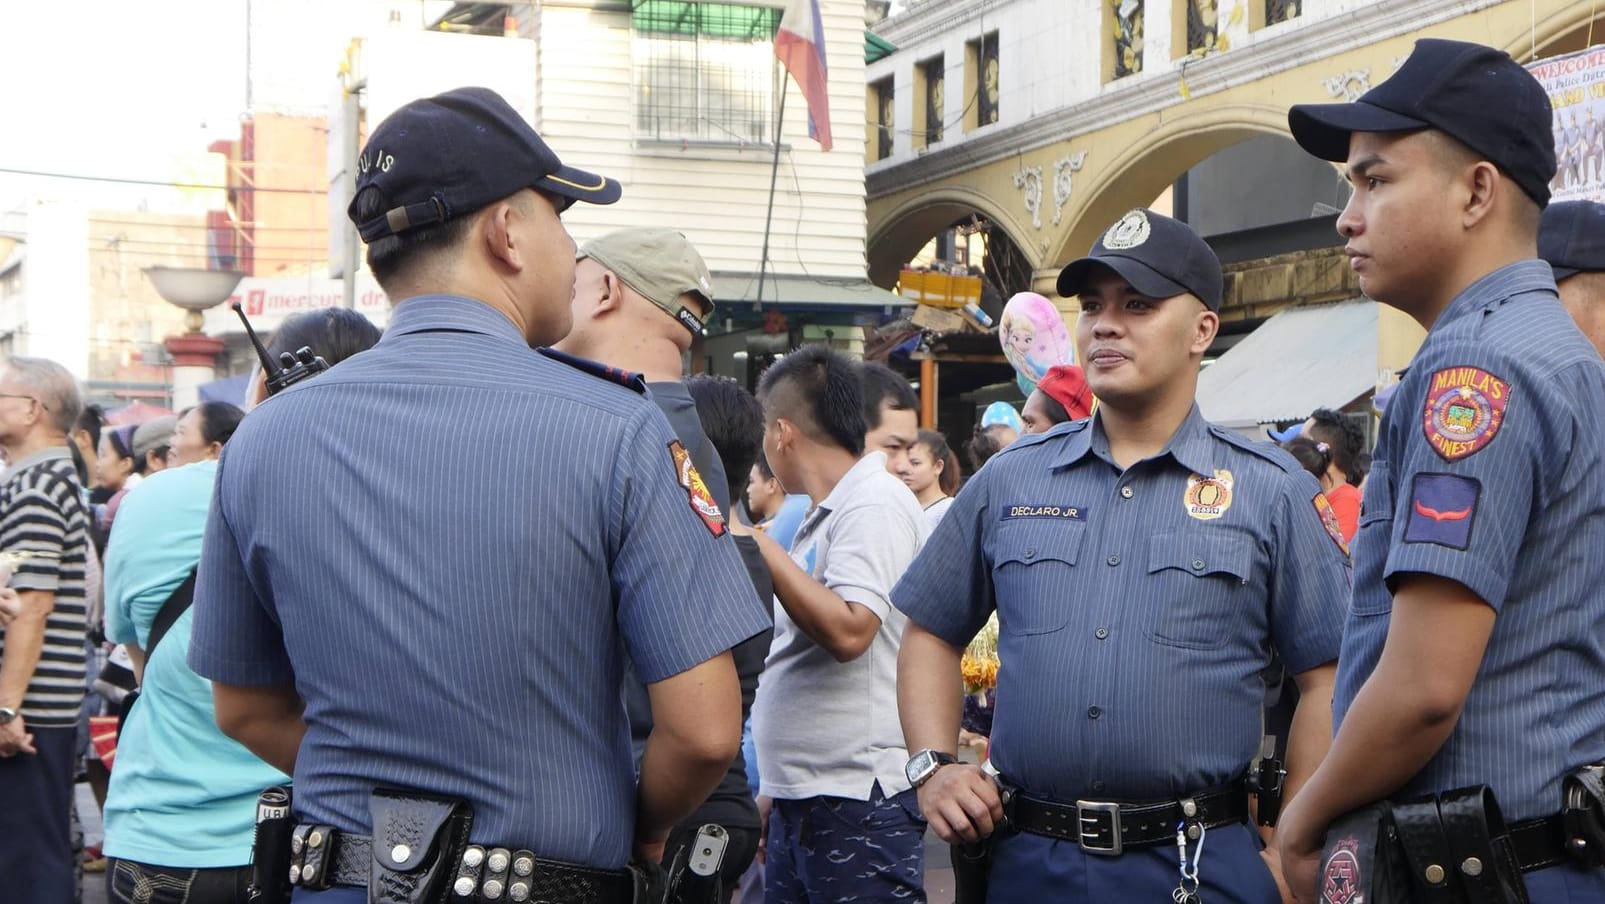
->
[1539, 200, 1605, 282]
[1288, 39, 1555, 207]
[349, 86, 621, 242]
[1056, 208, 1224, 311]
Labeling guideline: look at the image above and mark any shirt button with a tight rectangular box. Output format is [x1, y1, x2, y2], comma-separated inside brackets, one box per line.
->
[1091, 780, 1107, 793]
[1087, 705, 1102, 719]
[1120, 486, 1133, 499]
[1095, 626, 1109, 640]
[1191, 559, 1205, 571]
[1106, 554, 1121, 567]
[1024, 548, 1037, 560]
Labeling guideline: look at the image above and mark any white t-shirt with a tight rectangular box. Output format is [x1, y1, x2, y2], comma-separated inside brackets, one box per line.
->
[923, 496, 954, 531]
[752, 452, 930, 801]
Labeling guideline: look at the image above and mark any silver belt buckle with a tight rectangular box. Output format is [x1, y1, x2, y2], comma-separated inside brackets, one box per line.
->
[1075, 800, 1123, 856]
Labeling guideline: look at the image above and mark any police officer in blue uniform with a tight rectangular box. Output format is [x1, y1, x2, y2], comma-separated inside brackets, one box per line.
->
[186, 87, 771, 904]
[893, 208, 1350, 902]
[1277, 39, 1605, 903]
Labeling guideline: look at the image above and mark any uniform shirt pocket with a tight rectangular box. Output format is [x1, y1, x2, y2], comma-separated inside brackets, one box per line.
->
[1144, 529, 1256, 650]
[992, 519, 1088, 636]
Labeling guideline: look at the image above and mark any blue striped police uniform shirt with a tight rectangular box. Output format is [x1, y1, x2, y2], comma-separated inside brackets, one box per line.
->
[1334, 260, 1605, 822]
[892, 406, 1349, 802]
[187, 295, 771, 869]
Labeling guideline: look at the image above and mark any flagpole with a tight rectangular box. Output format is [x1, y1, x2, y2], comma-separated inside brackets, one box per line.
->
[756, 61, 788, 312]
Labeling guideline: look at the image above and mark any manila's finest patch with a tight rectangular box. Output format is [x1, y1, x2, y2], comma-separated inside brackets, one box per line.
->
[669, 440, 727, 537]
[1403, 472, 1480, 550]
[1314, 493, 1349, 555]
[1422, 366, 1509, 461]
[1184, 469, 1234, 520]
[1320, 837, 1362, 904]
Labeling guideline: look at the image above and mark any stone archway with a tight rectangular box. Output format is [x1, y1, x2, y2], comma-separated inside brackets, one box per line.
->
[1051, 103, 1304, 270]
[1504, 2, 1605, 61]
[867, 186, 1038, 290]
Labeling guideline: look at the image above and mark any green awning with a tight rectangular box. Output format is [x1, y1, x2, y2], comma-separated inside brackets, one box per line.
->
[632, 1, 780, 40]
[866, 31, 897, 63]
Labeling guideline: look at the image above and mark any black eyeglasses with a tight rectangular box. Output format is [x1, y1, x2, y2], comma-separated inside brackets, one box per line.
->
[0, 393, 46, 411]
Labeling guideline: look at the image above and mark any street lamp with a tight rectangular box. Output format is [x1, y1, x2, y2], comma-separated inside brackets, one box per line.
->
[143, 266, 246, 410]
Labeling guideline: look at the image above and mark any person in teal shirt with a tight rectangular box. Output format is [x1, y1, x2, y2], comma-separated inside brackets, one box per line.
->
[102, 449, 287, 900]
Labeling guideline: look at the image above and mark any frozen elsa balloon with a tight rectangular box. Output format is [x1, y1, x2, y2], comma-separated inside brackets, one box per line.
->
[999, 292, 1073, 394]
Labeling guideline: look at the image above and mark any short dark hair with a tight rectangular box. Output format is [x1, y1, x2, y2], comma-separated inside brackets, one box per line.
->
[1305, 408, 1364, 481]
[758, 345, 866, 457]
[352, 186, 478, 288]
[965, 424, 1006, 473]
[75, 403, 104, 450]
[266, 307, 383, 367]
[192, 401, 246, 449]
[860, 362, 917, 431]
[685, 374, 764, 506]
[1283, 436, 1332, 482]
[755, 448, 775, 481]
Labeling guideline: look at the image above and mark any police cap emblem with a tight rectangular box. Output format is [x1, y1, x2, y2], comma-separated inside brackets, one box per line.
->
[1103, 209, 1152, 250]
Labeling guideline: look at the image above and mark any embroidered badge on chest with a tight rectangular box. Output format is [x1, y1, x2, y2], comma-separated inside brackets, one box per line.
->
[1320, 836, 1362, 904]
[1422, 366, 1509, 461]
[668, 440, 727, 537]
[1184, 469, 1234, 520]
[1313, 493, 1349, 555]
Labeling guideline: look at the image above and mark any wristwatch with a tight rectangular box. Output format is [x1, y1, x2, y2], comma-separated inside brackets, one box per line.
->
[905, 749, 958, 789]
[0, 707, 17, 726]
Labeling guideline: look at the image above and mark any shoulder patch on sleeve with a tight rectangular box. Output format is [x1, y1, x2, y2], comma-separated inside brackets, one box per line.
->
[538, 347, 647, 393]
[1313, 493, 1349, 556]
[669, 440, 727, 537]
[1422, 365, 1509, 461]
[1403, 472, 1479, 549]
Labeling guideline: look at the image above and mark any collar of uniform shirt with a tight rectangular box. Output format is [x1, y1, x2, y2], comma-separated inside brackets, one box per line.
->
[381, 294, 534, 347]
[1050, 404, 1214, 475]
[1430, 259, 1559, 332]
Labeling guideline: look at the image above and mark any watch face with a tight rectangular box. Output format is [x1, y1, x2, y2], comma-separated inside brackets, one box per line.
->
[905, 750, 934, 786]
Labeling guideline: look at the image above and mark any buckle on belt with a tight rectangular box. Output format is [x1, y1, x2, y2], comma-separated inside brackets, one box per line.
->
[1075, 800, 1123, 856]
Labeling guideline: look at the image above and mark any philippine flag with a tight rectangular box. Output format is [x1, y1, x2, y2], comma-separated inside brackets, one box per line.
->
[775, 0, 833, 151]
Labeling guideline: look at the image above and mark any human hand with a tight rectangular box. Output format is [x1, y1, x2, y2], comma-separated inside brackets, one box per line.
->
[916, 763, 1005, 845]
[0, 587, 20, 627]
[755, 794, 772, 864]
[0, 714, 37, 757]
[1275, 799, 1326, 904]
[1261, 844, 1296, 904]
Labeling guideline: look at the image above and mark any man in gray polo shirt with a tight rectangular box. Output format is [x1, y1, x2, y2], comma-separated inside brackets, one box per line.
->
[739, 345, 930, 902]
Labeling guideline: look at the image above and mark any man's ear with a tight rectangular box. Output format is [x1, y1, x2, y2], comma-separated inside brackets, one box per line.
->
[481, 202, 521, 272]
[595, 271, 626, 314]
[1191, 307, 1220, 356]
[1461, 161, 1500, 231]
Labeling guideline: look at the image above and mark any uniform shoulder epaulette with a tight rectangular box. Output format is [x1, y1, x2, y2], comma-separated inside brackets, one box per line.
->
[538, 347, 647, 394]
[1207, 424, 1302, 473]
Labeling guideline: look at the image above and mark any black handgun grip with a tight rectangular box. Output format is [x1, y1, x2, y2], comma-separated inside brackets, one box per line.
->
[248, 786, 295, 903]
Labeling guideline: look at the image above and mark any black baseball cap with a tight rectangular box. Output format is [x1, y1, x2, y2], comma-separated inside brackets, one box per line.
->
[1288, 39, 1555, 207]
[348, 86, 621, 242]
[1056, 208, 1224, 311]
[1539, 200, 1605, 282]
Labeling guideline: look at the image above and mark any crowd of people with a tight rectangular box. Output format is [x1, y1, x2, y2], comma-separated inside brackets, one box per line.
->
[3, 35, 1605, 904]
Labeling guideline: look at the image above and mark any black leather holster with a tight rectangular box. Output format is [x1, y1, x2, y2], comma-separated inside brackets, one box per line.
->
[366, 788, 474, 904]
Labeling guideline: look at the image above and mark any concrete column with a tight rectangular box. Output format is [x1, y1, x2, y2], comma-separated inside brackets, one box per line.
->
[164, 334, 225, 411]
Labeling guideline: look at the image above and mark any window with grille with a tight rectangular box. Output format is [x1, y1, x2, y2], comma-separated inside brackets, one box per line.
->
[1187, 0, 1219, 54]
[972, 31, 999, 126]
[1265, 0, 1298, 25]
[924, 56, 945, 144]
[633, 2, 781, 144]
[872, 78, 894, 160]
[1113, 0, 1144, 78]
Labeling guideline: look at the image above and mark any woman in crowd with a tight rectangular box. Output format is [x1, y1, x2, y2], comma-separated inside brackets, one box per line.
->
[167, 403, 244, 467]
[1283, 435, 1358, 543]
[896, 429, 961, 528]
[101, 308, 381, 904]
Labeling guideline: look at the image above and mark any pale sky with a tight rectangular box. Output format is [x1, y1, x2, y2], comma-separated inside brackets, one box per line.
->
[0, 0, 450, 216]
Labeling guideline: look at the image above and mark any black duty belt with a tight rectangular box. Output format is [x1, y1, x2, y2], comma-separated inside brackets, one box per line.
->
[1007, 783, 1250, 856]
[1509, 815, 1580, 873]
[299, 826, 635, 903]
